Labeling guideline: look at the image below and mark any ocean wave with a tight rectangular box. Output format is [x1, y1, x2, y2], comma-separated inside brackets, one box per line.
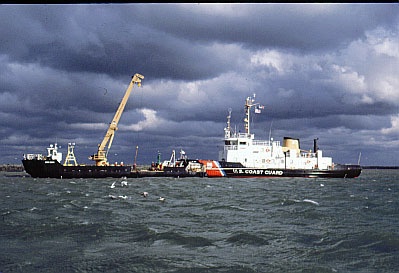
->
[155, 231, 214, 248]
[1, 170, 399, 272]
[226, 232, 269, 246]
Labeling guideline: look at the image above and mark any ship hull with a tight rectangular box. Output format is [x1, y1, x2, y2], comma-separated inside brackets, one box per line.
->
[22, 159, 136, 178]
[202, 161, 361, 178]
[22, 159, 206, 179]
[137, 168, 207, 178]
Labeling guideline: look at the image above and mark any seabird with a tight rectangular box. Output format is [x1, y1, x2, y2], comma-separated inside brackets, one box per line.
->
[118, 195, 128, 200]
[110, 182, 116, 189]
[141, 192, 149, 198]
[121, 181, 128, 187]
[158, 197, 165, 202]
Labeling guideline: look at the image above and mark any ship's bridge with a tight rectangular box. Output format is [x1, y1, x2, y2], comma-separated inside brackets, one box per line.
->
[253, 140, 280, 146]
[224, 135, 281, 151]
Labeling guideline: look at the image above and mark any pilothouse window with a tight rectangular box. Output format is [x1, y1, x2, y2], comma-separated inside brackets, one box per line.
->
[226, 141, 238, 146]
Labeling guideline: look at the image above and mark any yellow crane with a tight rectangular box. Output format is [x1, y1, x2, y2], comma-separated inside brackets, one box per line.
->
[90, 73, 144, 166]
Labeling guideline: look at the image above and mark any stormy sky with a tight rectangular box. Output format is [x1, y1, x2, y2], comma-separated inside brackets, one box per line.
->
[1, 3, 399, 166]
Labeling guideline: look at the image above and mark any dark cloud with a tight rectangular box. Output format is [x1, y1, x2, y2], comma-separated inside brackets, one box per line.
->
[133, 4, 398, 51]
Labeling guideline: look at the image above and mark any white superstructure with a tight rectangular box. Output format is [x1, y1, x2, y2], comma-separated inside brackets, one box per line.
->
[219, 95, 333, 170]
[23, 143, 63, 163]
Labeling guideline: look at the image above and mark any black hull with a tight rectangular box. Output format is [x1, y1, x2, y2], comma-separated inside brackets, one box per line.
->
[22, 159, 360, 179]
[209, 162, 361, 178]
[22, 159, 135, 178]
[22, 159, 206, 179]
[137, 169, 207, 178]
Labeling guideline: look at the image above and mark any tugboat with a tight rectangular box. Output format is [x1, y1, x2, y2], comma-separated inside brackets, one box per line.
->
[200, 95, 361, 178]
[138, 150, 207, 178]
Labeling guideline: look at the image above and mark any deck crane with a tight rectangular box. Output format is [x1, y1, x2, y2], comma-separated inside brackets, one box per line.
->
[89, 73, 144, 166]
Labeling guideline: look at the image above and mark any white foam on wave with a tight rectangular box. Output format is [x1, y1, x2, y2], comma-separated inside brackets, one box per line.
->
[302, 199, 319, 206]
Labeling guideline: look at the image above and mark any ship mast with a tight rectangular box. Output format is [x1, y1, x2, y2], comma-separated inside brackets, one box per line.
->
[224, 108, 232, 138]
[244, 94, 259, 135]
[64, 143, 78, 166]
[133, 145, 139, 169]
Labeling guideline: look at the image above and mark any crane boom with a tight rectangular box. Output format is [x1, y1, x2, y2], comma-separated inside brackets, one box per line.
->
[90, 73, 144, 166]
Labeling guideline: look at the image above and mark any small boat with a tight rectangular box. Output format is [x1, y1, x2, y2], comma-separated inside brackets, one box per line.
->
[200, 95, 361, 178]
[138, 150, 207, 178]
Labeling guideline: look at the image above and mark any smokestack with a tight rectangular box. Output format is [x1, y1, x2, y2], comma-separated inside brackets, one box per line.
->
[314, 138, 319, 155]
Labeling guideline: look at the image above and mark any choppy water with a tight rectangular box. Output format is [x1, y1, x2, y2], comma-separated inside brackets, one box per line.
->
[1, 169, 398, 273]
